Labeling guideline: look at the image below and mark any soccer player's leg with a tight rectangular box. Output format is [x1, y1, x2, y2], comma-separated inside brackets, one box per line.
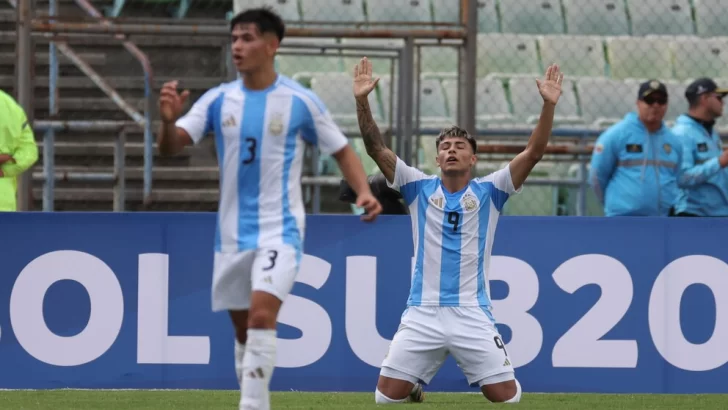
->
[376, 307, 447, 404]
[448, 307, 521, 403]
[239, 245, 300, 410]
[211, 252, 256, 388]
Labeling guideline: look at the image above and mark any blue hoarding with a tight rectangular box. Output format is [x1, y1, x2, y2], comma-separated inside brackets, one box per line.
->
[0, 213, 726, 393]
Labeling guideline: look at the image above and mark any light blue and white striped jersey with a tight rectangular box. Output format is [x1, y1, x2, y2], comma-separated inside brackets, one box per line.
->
[176, 75, 348, 253]
[387, 157, 521, 309]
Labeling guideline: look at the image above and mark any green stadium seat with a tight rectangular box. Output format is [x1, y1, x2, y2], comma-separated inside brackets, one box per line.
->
[508, 77, 584, 126]
[234, 0, 300, 22]
[309, 72, 383, 129]
[606, 37, 673, 80]
[340, 38, 402, 77]
[416, 135, 439, 175]
[299, 0, 366, 26]
[418, 78, 453, 129]
[499, 0, 565, 35]
[670, 37, 728, 81]
[538, 35, 607, 78]
[377, 76, 397, 124]
[477, 34, 541, 78]
[276, 38, 344, 79]
[365, 0, 431, 29]
[419, 44, 459, 75]
[377, 76, 452, 129]
[442, 77, 515, 128]
[562, 0, 629, 36]
[695, 0, 728, 37]
[626, 0, 694, 37]
[576, 77, 636, 126]
[430, 0, 500, 33]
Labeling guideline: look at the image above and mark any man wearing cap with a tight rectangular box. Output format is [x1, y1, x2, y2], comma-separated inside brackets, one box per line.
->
[589, 80, 682, 216]
[671, 78, 728, 217]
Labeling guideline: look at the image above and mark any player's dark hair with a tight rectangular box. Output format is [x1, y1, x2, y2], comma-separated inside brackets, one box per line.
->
[435, 125, 477, 153]
[229, 7, 285, 42]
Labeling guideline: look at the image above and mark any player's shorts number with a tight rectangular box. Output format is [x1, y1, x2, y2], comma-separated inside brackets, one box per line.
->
[243, 137, 257, 165]
[494, 335, 508, 357]
[448, 211, 460, 232]
[262, 250, 278, 271]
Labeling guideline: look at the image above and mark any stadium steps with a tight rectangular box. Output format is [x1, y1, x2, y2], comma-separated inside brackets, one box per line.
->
[35, 141, 197, 167]
[29, 165, 349, 213]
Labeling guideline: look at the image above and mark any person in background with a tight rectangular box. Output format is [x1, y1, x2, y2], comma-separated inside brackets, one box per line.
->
[339, 173, 409, 215]
[672, 78, 728, 217]
[589, 80, 682, 216]
[0, 89, 39, 212]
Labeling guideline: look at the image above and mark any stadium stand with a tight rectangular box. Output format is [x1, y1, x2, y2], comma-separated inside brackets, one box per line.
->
[5, 0, 728, 214]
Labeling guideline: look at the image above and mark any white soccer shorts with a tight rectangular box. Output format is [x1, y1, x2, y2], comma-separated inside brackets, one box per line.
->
[211, 245, 300, 312]
[380, 306, 515, 386]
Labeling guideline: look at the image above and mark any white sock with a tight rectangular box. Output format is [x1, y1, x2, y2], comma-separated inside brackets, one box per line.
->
[375, 389, 407, 404]
[235, 339, 246, 386]
[240, 329, 277, 410]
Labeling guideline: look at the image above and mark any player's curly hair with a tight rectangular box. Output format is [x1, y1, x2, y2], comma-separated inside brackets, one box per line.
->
[435, 125, 477, 153]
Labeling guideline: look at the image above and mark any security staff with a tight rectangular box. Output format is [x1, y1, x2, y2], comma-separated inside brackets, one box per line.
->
[0, 90, 38, 211]
[672, 78, 728, 217]
[589, 80, 682, 216]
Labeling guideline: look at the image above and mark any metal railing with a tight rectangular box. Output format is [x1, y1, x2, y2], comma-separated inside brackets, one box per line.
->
[11, 0, 153, 210]
[33, 120, 132, 211]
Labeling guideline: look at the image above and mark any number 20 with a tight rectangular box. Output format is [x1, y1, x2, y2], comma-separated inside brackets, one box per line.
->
[492, 254, 728, 372]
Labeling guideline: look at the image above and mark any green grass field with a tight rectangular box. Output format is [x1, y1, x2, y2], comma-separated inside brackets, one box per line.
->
[1, 391, 727, 409]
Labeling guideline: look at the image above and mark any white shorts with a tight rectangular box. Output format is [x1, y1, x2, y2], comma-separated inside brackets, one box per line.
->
[211, 245, 300, 312]
[380, 306, 515, 387]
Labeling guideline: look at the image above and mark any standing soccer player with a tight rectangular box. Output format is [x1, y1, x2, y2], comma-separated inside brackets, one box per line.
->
[157, 9, 382, 410]
[353, 57, 563, 404]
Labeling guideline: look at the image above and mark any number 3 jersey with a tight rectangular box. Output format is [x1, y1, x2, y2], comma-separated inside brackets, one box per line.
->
[175, 75, 348, 254]
[387, 157, 521, 309]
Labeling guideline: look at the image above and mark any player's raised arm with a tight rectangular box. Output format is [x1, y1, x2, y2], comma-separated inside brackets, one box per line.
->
[354, 57, 397, 184]
[157, 80, 194, 156]
[508, 64, 563, 190]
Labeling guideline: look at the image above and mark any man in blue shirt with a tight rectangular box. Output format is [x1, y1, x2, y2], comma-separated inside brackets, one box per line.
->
[672, 78, 728, 217]
[589, 80, 682, 216]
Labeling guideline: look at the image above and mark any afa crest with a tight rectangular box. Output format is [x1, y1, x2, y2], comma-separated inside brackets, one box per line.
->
[462, 193, 479, 212]
[663, 143, 672, 154]
[268, 113, 284, 136]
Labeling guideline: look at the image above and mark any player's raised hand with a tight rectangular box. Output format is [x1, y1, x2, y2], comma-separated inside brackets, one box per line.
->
[536, 64, 564, 106]
[356, 192, 382, 222]
[353, 57, 379, 99]
[159, 80, 190, 123]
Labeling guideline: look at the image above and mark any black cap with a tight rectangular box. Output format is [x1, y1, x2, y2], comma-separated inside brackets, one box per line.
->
[684, 78, 728, 103]
[638, 80, 668, 101]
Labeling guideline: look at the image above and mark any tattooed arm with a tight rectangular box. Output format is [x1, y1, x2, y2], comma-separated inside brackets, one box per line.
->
[355, 95, 397, 184]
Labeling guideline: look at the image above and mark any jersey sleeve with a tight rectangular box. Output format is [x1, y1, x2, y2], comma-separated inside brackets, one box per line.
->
[386, 157, 430, 205]
[299, 94, 349, 156]
[474, 164, 521, 212]
[175, 86, 222, 144]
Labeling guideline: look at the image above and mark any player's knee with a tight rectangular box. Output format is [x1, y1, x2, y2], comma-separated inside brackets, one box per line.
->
[482, 378, 520, 403]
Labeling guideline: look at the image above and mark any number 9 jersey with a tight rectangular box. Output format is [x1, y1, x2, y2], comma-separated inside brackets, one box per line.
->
[175, 75, 348, 311]
[386, 157, 522, 312]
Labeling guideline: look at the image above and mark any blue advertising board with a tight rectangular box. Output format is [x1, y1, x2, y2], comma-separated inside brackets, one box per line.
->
[0, 213, 726, 394]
